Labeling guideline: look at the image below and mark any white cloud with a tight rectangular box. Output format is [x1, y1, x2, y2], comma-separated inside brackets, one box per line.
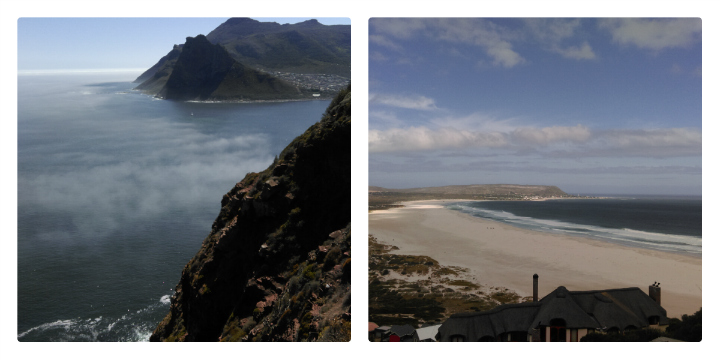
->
[369, 124, 701, 158]
[523, 19, 596, 60]
[369, 93, 438, 111]
[372, 18, 526, 68]
[369, 51, 388, 62]
[429, 112, 519, 133]
[369, 110, 408, 129]
[369, 127, 508, 153]
[511, 125, 591, 145]
[553, 42, 596, 60]
[370, 18, 429, 39]
[601, 128, 701, 149]
[369, 34, 403, 52]
[599, 18, 701, 51]
[524, 18, 581, 43]
[434, 18, 525, 68]
[372, 18, 603, 67]
[486, 43, 525, 68]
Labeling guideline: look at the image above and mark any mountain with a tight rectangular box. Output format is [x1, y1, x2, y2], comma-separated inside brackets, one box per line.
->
[133, 44, 182, 87]
[205, 18, 350, 77]
[135, 35, 305, 101]
[134, 18, 350, 101]
[150, 86, 351, 342]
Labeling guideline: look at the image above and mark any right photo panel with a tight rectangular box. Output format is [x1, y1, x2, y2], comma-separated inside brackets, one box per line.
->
[368, 18, 701, 342]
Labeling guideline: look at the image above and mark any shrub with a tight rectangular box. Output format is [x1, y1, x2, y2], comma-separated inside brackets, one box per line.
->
[287, 275, 302, 293]
[667, 308, 702, 342]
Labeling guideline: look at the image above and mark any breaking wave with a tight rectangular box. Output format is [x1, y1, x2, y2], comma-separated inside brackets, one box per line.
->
[18, 295, 172, 342]
[447, 203, 702, 255]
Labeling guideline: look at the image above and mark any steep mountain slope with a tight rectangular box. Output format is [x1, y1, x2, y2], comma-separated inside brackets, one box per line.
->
[133, 44, 182, 86]
[206, 18, 351, 77]
[136, 35, 305, 101]
[150, 86, 351, 342]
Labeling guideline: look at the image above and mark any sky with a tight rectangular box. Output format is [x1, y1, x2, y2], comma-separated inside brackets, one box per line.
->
[17, 17, 350, 72]
[369, 18, 702, 196]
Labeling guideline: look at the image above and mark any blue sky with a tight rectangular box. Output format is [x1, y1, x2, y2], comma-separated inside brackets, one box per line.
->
[17, 17, 350, 71]
[369, 18, 702, 196]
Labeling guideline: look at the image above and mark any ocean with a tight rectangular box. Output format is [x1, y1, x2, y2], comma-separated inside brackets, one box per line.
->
[446, 197, 701, 256]
[17, 71, 331, 341]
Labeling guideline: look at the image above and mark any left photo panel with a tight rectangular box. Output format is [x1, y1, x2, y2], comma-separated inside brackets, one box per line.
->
[17, 17, 351, 342]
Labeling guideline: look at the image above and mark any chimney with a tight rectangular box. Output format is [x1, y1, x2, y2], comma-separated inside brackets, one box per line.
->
[649, 283, 661, 306]
[533, 274, 539, 302]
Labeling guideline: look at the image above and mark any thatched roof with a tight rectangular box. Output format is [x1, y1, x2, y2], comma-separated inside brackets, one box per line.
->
[437, 302, 541, 341]
[436, 286, 668, 342]
[564, 287, 668, 330]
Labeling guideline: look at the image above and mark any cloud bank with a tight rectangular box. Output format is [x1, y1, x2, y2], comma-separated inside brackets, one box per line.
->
[368, 125, 700, 158]
[599, 18, 701, 51]
[370, 93, 439, 111]
[371, 18, 602, 67]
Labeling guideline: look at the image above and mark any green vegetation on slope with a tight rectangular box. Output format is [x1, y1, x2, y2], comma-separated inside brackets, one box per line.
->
[368, 235, 526, 328]
[206, 18, 350, 77]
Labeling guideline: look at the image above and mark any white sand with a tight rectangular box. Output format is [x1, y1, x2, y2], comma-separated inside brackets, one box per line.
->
[369, 200, 702, 318]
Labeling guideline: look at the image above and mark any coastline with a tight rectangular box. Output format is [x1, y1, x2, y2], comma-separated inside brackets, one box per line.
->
[131, 89, 336, 103]
[368, 200, 701, 318]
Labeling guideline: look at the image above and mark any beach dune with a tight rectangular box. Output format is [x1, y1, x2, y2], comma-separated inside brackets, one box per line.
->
[369, 200, 701, 318]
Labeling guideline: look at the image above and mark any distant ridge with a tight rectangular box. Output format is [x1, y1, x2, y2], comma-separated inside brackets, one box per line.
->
[206, 18, 350, 77]
[369, 184, 568, 197]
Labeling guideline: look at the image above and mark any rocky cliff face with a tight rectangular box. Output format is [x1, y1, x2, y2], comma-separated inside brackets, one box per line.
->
[150, 86, 351, 342]
[136, 35, 306, 101]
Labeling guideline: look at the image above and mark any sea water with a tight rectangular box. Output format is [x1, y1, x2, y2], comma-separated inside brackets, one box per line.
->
[447, 197, 701, 256]
[17, 71, 331, 341]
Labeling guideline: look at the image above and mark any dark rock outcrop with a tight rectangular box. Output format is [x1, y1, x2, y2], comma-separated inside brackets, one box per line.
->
[136, 35, 305, 101]
[150, 86, 351, 342]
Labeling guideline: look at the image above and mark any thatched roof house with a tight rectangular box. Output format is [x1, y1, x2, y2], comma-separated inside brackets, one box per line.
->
[436, 275, 668, 342]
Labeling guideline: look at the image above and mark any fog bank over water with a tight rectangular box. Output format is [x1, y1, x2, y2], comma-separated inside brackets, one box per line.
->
[19, 73, 275, 238]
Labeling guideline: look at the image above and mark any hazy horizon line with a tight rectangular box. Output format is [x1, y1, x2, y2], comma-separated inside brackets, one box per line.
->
[18, 68, 146, 75]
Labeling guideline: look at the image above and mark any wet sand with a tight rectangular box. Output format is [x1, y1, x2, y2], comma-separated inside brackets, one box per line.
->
[369, 200, 702, 318]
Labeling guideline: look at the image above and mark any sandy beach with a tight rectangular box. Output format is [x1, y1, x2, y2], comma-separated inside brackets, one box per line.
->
[369, 200, 702, 318]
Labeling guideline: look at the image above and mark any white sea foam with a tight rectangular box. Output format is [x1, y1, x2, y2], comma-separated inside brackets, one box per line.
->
[18, 319, 77, 338]
[17, 295, 173, 341]
[448, 203, 702, 255]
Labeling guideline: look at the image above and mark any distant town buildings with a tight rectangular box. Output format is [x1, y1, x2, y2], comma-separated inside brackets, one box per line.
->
[259, 70, 350, 97]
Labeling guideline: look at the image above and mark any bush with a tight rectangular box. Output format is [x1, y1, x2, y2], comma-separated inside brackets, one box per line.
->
[287, 275, 302, 293]
[303, 280, 321, 295]
[323, 247, 342, 270]
[667, 308, 702, 342]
